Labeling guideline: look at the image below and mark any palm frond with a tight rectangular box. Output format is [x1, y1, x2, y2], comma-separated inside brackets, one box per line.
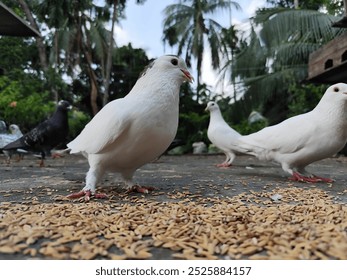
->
[256, 8, 343, 47]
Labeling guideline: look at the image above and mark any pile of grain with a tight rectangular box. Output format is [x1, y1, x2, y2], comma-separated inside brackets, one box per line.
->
[0, 187, 346, 260]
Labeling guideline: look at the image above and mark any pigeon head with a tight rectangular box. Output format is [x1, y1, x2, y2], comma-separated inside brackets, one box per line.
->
[327, 83, 347, 99]
[9, 124, 19, 133]
[57, 100, 72, 111]
[318, 83, 347, 111]
[205, 101, 219, 112]
[141, 55, 193, 83]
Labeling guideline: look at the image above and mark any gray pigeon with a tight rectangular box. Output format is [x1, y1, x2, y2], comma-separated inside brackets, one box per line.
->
[3, 100, 72, 166]
[67, 55, 193, 201]
[0, 124, 24, 163]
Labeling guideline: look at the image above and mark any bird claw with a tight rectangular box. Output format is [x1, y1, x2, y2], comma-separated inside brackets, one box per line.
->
[289, 172, 334, 183]
[51, 153, 64, 159]
[126, 185, 156, 194]
[66, 190, 108, 201]
[216, 162, 232, 168]
[314, 176, 334, 183]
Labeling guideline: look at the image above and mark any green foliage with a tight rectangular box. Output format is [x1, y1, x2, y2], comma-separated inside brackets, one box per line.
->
[68, 110, 91, 141]
[110, 44, 149, 100]
[0, 37, 39, 75]
[162, 0, 241, 95]
[266, 0, 344, 15]
[177, 111, 209, 153]
[232, 119, 268, 135]
[227, 5, 343, 126]
[287, 83, 326, 117]
[0, 76, 52, 132]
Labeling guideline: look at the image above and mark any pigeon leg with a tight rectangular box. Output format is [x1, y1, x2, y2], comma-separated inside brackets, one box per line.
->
[67, 167, 107, 201]
[126, 185, 156, 194]
[51, 153, 64, 159]
[38, 151, 46, 167]
[67, 190, 108, 201]
[122, 173, 156, 194]
[289, 172, 333, 183]
[217, 153, 235, 168]
[216, 162, 232, 168]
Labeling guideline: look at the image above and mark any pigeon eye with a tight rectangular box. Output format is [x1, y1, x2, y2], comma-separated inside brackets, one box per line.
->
[171, 58, 178, 66]
[334, 87, 339, 92]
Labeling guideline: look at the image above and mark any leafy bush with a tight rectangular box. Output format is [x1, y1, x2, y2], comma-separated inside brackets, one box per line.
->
[177, 112, 209, 153]
[287, 84, 326, 117]
[68, 110, 91, 141]
[232, 119, 268, 135]
[0, 75, 53, 132]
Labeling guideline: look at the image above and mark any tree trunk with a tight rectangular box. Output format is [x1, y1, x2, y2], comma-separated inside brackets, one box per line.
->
[18, 0, 60, 102]
[196, 59, 201, 102]
[102, 0, 118, 107]
[294, 0, 299, 9]
[84, 48, 100, 116]
[18, 0, 48, 71]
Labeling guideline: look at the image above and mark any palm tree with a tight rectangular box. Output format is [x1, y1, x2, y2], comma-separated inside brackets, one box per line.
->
[162, 0, 241, 98]
[225, 5, 344, 123]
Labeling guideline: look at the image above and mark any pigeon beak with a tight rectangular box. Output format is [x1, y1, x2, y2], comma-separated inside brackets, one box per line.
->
[181, 69, 194, 83]
[204, 106, 208, 112]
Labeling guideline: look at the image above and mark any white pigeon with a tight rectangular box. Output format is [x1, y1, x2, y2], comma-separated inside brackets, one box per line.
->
[67, 55, 193, 201]
[230, 83, 347, 183]
[205, 101, 241, 167]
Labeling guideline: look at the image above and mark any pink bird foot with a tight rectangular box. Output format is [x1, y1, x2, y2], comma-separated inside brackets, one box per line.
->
[289, 172, 334, 183]
[310, 175, 334, 183]
[216, 162, 232, 168]
[66, 190, 108, 201]
[51, 153, 64, 159]
[126, 185, 156, 194]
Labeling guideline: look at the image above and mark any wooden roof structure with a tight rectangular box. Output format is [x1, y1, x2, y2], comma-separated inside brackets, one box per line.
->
[0, 1, 40, 37]
[307, 0, 347, 83]
[307, 32, 347, 83]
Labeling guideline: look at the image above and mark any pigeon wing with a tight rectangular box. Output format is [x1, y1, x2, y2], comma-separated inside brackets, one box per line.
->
[68, 99, 131, 154]
[238, 113, 316, 158]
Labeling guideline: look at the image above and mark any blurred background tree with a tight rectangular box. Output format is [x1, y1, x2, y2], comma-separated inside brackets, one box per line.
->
[221, 0, 344, 128]
[162, 0, 241, 102]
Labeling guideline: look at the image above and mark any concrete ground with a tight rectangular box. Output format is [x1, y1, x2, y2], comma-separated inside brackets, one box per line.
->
[0, 153, 346, 259]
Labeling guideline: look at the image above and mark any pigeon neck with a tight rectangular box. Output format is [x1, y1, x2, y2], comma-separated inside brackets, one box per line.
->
[210, 109, 225, 123]
[314, 95, 347, 119]
[52, 108, 69, 124]
[131, 71, 183, 101]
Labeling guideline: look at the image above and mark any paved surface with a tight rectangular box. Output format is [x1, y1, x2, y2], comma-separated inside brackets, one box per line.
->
[1, 153, 346, 203]
[0, 153, 346, 260]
